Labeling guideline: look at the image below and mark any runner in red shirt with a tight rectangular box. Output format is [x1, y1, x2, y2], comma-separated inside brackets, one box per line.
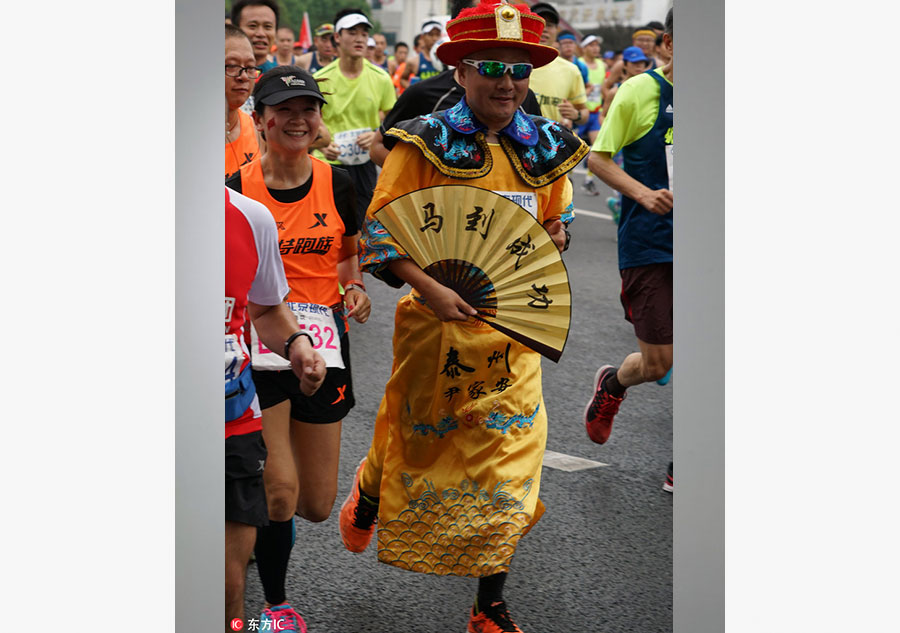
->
[225, 186, 325, 627]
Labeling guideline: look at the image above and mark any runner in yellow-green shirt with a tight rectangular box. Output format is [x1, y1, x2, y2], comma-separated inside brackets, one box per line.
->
[315, 8, 396, 226]
[527, 3, 589, 129]
[585, 8, 674, 494]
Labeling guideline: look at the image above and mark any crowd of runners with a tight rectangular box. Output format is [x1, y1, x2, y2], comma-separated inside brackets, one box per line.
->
[224, 1, 674, 631]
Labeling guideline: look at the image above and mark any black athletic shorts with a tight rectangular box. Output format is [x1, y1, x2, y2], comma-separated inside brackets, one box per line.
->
[251, 332, 354, 424]
[620, 262, 673, 345]
[225, 430, 269, 527]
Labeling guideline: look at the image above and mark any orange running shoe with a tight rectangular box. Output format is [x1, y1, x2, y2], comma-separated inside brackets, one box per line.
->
[339, 458, 378, 553]
[467, 601, 523, 633]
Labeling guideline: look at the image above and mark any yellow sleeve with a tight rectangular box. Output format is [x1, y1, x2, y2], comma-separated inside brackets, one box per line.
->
[537, 176, 572, 225]
[379, 73, 398, 114]
[569, 65, 587, 107]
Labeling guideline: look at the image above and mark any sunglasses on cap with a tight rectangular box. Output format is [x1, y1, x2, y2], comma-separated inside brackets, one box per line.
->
[461, 59, 533, 80]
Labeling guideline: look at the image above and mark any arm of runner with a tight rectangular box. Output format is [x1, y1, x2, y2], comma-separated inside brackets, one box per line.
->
[387, 259, 478, 322]
[322, 141, 340, 161]
[248, 300, 326, 395]
[310, 122, 331, 150]
[355, 130, 376, 150]
[588, 150, 673, 215]
[369, 130, 389, 167]
[601, 86, 617, 119]
[558, 100, 589, 128]
[402, 53, 418, 80]
[377, 76, 397, 123]
[338, 237, 371, 324]
[601, 62, 622, 103]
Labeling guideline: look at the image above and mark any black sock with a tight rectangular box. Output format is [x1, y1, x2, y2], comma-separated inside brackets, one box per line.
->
[354, 484, 379, 529]
[603, 369, 627, 398]
[359, 483, 379, 505]
[254, 518, 294, 606]
[476, 572, 508, 612]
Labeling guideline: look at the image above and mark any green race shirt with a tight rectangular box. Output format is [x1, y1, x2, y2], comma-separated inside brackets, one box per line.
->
[314, 60, 397, 165]
[592, 67, 672, 155]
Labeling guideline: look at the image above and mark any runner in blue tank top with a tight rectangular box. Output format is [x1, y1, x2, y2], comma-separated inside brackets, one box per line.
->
[408, 19, 443, 85]
[298, 23, 336, 73]
[371, 32, 390, 71]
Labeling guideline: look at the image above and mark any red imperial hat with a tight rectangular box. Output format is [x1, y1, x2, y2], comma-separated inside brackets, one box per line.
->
[436, 1, 559, 69]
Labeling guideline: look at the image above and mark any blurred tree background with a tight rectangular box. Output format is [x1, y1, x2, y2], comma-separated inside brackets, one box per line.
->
[225, 0, 382, 34]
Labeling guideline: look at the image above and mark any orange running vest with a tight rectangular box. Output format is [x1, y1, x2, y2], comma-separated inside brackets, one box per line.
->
[239, 157, 345, 309]
[225, 110, 260, 180]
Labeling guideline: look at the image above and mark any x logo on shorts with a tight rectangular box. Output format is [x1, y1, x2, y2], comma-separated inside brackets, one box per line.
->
[331, 384, 347, 404]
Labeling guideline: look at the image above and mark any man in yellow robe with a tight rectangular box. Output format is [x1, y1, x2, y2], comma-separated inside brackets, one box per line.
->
[340, 3, 587, 631]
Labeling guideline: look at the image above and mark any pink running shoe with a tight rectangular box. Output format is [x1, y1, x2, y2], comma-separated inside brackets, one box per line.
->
[260, 604, 307, 632]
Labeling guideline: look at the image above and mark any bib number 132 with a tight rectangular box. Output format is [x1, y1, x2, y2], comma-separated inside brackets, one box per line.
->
[289, 322, 338, 353]
[250, 303, 345, 370]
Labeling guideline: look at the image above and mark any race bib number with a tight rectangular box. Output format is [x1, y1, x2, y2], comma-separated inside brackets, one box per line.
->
[334, 128, 371, 166]
[493, 191, 538, 219]
[588, 84, 602, 103]
[250, 303, 345, 370]
[665, 144, 674, 195]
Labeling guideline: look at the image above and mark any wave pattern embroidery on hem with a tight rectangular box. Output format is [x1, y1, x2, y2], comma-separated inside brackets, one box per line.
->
[377, 476, 535, 577]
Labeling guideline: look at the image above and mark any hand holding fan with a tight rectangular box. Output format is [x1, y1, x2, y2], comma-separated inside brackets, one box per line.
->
[373, 185, 571, 362]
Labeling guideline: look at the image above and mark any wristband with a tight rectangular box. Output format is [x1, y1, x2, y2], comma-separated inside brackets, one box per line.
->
[344, 279, 367, 293]
[284, 331, 314, 358]
[563, 229, 571, 252]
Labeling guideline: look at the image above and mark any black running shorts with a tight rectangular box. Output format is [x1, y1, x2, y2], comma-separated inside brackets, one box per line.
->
[225, 430, 269, 527]
[251, 332, 354, 424]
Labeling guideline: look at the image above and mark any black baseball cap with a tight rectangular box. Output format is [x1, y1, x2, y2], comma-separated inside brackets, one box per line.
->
[252, 66, 327, 107]
[530, 2, 559, 25]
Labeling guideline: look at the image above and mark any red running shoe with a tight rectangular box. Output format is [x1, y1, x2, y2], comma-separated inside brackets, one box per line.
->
[584, 365, 625, 444]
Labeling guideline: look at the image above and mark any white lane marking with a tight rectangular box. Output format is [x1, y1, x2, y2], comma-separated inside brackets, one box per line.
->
[574, 208, 613, 221]
[542, 449, 608, 471]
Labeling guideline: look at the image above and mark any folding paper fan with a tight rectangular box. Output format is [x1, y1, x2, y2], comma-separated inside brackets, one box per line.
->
[374, 185, 571, 362]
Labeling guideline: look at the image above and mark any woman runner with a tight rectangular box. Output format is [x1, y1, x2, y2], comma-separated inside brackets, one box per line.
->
[225, 65, 372, 631]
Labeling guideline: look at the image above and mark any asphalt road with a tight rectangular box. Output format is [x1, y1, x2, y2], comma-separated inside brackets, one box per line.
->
[243, 170, 673, 633]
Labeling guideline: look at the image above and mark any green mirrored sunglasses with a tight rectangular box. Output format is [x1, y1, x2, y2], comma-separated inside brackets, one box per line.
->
[461, 59, 534, 80]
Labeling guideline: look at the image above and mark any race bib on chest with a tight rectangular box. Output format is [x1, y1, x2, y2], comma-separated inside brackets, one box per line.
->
[250, 303, 345, 370]
[334, 128, 371, 165]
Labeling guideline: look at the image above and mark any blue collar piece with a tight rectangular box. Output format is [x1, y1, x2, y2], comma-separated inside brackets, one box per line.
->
[444, 98, 539, 147]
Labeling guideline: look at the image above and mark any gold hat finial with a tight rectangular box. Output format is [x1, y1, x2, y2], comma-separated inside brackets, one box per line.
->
[495, 1, 522, 39]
